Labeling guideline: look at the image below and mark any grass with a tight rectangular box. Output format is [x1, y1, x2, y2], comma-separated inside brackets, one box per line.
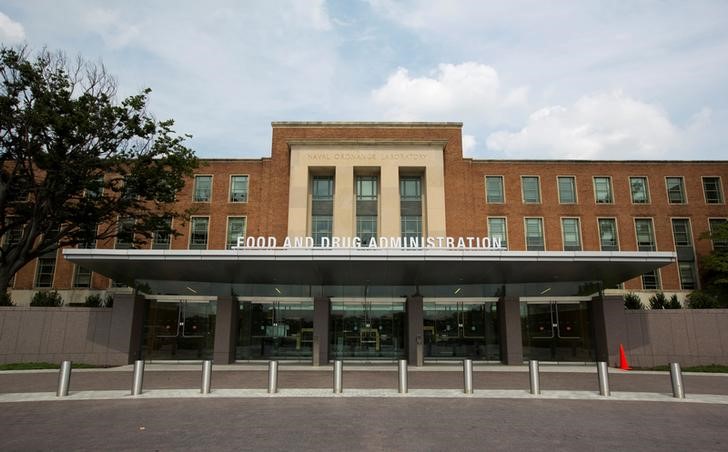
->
[0, 362, 103, 371]
[641, 364, 728, 373]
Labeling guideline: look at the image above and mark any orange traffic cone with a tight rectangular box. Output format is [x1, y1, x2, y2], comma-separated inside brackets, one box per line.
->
[619, 344, 631, 370]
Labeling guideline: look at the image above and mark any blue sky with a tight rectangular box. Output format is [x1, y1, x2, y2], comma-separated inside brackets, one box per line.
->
[1, 0, 727, 160]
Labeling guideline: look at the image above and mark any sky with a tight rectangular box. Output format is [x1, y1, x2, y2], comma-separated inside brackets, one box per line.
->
[1, 0, 727, 160]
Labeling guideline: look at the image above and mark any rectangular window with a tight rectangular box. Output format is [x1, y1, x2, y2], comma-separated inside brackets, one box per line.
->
[485, 176, 504, 203]
[229, 175, 249, 203]
[666, 177, 686, 204]
[115, 218, 135, 249]
[594, 177, 613, 204]
[35, 256, 56, 288]
[703, 177, 723, 204]
[311, 215, 332, 247]
[77, 223, 97, 249]
[709, 219, 728, 251]
[356, 176, 378, 201]
[152, 217, 172, 250]
[5, 222, 23, 247]
[487, 217, 508, 249]
[671, 219, 692, 247]
[525, 218, 544, 251]
[561, 218, 581, 251]
[189, 217, 209, 250]
[598, 218, 619, 251]
[226, 217, 247, 249]
[401, 215, 422, 242]
[557, 176, 576, 204]
[312, 176, 334, 200]
[521, 177, 540, 203]
[642, 270, 660, 290]
[73, 265, 92, 288]
[678, 262, 696, 290]
[635, 219, 656, 251]
[193, 175, 212, 202]
[400, 177, 422, 200]
[356, 215, 377, 244]
[630, 177, 649, 204]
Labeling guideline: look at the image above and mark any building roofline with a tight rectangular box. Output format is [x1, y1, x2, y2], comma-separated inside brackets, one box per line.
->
[271, 121, 463, 128]
[467, 158, 728, 164]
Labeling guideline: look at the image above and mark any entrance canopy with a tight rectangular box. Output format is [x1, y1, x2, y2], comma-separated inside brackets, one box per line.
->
[64, 248, 675, 288]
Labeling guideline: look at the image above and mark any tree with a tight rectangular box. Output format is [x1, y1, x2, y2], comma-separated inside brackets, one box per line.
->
[698, 222, 728, 307]
[0, 46, 198, 297]
[623, 293, 643, 310]
[648, 292, 667, 309]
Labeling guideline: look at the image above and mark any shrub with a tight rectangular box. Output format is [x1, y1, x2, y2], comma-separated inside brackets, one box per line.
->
[30, 291, 64, 307]
[0, 291, 14, 306]
[686, 291, 720, 309]
[649, 292, 668, 309]
[666, 294, 682, 309]
[624, 293, 643, 310]
[104, 294, 114, 307]
[84, 293, 114, 307]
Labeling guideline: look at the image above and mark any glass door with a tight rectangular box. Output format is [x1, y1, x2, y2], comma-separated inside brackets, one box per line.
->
[143, 300, 217, 360]
[236, 300, 314, 360]
[423, 301, 499, 360]
[521, 300, 593, 362]
[330, 300, 405, 359]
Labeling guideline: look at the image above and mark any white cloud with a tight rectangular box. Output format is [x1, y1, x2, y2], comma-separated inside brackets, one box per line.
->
[0, 12, 25, 42]
[486, 91, 682, 159]
[462, 134, 477, 157]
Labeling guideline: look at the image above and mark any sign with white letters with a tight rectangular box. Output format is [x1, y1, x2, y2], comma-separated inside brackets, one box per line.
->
[231, 236, 506, 250]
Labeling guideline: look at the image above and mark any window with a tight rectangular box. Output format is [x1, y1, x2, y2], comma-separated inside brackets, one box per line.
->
[598, 218, 619, 251]
[152, 217, 172, 250]
[230, 176, 249, 203]
[356, 216, 377, 244]
[4, 222, 23, 247]
[703, 177, 723, 204]
[77, 223, 97, 249]
[642, 270, 660, 290]
[709, 219, 728, 251]
[73, 265, 92, 288]
[635, 219, 656, 251]
[356, 176, 378, 201]
[35, 256, 56, 288]
[557, 177, 576, 204]
[525, 218, 544, 251]
[400, 177, 422, 200]
[521, 177, 540, 203]
[487, 217, 508, 249]
[401, 216, 422, 242]
[671, 219, 692, 248]
[594, 177, 613, 204]
[486, 176, 504, 203]
[666, 177, 686, 204]
[85, 176, 104, 199]
[115, 218, 135, 249]
[630, 177, 649, 204]
[678, 262, 696, 290]
[226, 217, 246, 249]
[193, 175, 212, 202]
[311, 215, 332, 247]
[312, 176, 334, 200]
[189, 217, 209, 250]
[561, 218, 581, 251]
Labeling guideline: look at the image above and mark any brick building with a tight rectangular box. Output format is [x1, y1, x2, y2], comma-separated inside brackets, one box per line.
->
[7, 122, 728, 365]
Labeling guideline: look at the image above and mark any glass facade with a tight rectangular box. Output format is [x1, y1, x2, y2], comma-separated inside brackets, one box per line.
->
[423, 301, 499, 360]
[236, 300, 313, 360]
[330, 300, 406, 359]
[521, 300, 593, 362]
[142, 300, 217, 360]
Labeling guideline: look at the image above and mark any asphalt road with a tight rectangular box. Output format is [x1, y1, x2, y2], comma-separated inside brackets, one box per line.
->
[1, 398, 727, 451]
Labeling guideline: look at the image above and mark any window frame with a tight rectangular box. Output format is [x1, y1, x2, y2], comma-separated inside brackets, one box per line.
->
[634, 218, 657, 252]
[708, 217, 728, 251]
[641, 269, 661, 290]
[115, 217, 135, 249]
[225, 216, 247, 250]
[597, 217, 620, 251]
[34, 253, 57, 288]
[521, 176, 541, 204]
[670, 217, 694, 249]
[399, 177, 422, 201]
[487, 216, 508, 249]
[311, 215, 333, 247]
[72, 264, 93, 288]
[593, 176, 614, 204]
[678, 262, 697, 290]
[560, 217, 582, 251]
[556, 176, 577, 204]
[485, 175, 505, 204]
[229, 175, 249, 203]
[151, 217, 173, 250]
[192, 175, 213, 203]
[188, 216, 210, 250]
[702, 176, 724, 204]
[665, 176, 687, 204]
[312, 176, 335, 201]
[629, 176, 650, 204]
[356, 175, 379, 201]
[524, 217, 545, 251]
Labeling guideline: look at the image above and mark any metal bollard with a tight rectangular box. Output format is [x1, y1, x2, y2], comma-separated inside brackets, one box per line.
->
[670, 362, 685, 399]
[268, 360, 279, 394]
[201, 360, 212, 394]
[398, 359, 408, 394]
[528, 360, 540, 395]
[597, 361, 610, 396]
[56, 360, 72, 397]
[463, 359, 473, 394]
[131, 360, 145, 395]
[333, 360, 343, 394]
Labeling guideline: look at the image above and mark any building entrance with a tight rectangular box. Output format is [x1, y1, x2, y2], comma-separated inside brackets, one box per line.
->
[142, 300, 217, 360]
[236, 300, 314, 360]
[423, 300, 499, 360]
[521, 300, 594, 362]
[330, 300, 406, 359]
